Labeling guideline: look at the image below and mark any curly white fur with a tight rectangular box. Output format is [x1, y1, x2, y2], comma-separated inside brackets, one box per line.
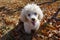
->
[20, 3, 43, 34]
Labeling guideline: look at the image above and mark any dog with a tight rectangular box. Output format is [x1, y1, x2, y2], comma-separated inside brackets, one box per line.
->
[20, 3, 43, 34]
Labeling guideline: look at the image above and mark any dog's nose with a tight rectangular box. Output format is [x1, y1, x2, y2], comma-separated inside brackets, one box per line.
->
[32, 18, 35, 21]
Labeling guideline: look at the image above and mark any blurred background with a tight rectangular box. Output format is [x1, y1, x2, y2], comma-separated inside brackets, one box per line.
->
[0, 0, 60, 40]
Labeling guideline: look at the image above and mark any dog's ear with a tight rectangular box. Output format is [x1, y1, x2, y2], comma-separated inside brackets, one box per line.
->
[20, 11, 28, 22]
[38, 11, 43, 21]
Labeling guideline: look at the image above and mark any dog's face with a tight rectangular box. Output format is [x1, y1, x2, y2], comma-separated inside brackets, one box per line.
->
[26, 11, 38, 21]
[25, 10, 39, 25]
[20, 4, 43, 25]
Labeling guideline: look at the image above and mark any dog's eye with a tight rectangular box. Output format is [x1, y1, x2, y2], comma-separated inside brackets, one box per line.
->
[28, 14, 30, 16]
[34, 13, 37, 15]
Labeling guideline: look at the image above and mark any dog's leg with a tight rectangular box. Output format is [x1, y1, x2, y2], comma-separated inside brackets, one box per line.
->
[24, 23, 31, 34]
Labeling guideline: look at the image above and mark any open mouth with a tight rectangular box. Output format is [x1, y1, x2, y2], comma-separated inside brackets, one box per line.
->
[32, 21, 35, 25]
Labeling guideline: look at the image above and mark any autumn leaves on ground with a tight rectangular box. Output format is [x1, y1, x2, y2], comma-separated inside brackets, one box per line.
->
[0, 0, 60, 40]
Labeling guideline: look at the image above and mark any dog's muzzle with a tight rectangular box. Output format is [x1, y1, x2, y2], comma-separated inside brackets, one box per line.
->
[31, 18, 36, 25]
[32, 18, 35, 21]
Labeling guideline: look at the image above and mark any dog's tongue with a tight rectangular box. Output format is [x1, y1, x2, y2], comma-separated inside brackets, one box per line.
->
[32, 22, 35, 25]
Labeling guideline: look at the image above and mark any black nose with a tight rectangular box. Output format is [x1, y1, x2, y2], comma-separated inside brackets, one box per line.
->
[32, 18, 35, 21]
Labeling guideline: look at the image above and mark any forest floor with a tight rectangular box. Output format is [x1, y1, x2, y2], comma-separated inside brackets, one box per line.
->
[0, 0, 60, 40]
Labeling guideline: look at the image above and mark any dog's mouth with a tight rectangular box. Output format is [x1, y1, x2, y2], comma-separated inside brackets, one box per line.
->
[32, 21, 35, 25]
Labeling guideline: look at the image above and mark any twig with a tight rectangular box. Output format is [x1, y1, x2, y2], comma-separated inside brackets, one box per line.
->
[47, 8, 60, 23]
[51, 8, 60, 21]
[37, 0, 57, 5]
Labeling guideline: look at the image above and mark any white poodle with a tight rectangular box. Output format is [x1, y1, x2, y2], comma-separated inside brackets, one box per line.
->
[20, 3, 43, 34]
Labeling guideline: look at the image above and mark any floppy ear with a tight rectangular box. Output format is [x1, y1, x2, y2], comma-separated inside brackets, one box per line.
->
[38, 10, 43, 21]
[20, 9, 28, 22]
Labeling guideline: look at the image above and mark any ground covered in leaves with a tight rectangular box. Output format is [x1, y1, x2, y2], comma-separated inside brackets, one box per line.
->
[0, 0, 60, 40]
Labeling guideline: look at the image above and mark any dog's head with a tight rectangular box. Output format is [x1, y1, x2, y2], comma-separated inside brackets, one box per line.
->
[20, 4, 43, 24]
